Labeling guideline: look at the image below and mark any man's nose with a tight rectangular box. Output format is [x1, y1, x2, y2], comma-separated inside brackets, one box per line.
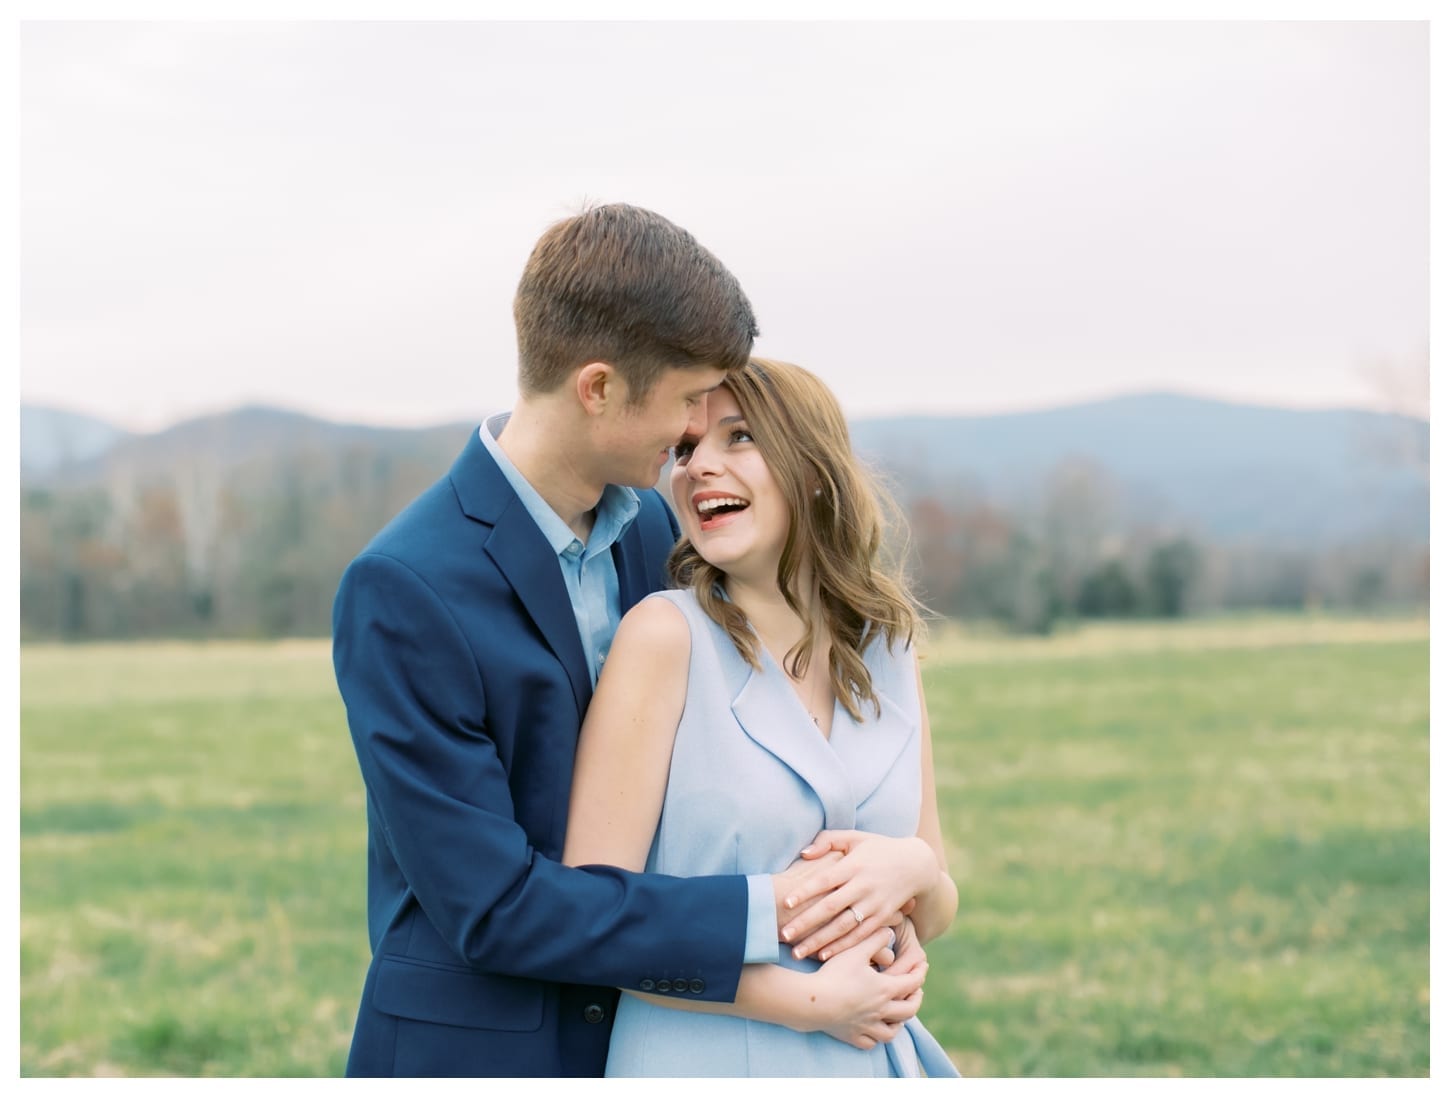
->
[685, 402, 709, 439]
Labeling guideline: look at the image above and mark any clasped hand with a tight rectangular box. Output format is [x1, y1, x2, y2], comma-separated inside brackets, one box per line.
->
[773, 830, 938, 962]
[764, 831, 938, 1049]
[811, 919, 927, 1050]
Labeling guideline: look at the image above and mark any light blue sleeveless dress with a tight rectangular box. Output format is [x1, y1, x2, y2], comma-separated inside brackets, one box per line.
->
[604, 590, 959, 1078]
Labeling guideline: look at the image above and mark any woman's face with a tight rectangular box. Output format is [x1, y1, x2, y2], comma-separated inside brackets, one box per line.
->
[669, 387, 791, 581]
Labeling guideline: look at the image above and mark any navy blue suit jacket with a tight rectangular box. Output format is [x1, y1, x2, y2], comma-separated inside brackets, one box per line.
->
[332, 429, 749, 1077]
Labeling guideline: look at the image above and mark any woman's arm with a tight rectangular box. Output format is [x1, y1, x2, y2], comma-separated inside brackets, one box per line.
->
[564, 596, 689, 872]
[899, 657, 959, 943]
[626, 929, 926, 1050]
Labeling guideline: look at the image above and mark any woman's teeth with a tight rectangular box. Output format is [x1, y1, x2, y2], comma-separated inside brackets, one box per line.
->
[697, 497, 748, 516]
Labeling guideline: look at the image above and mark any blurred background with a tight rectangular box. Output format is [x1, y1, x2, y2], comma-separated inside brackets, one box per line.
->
[18, 17, 1429, 1077]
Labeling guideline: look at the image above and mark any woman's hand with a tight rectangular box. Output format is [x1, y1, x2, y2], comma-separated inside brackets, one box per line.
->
[771, 848, 843, 938]
[796, 928, 927, 1050]
[779, 831, 940, 961]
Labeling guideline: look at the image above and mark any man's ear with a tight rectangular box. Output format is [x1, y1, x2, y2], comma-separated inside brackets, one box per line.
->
[576, 362, 616, 416]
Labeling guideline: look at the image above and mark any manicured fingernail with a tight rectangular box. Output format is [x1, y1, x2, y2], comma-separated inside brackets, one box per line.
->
[792, 947, 805, 960]
[782, 926, 795, 941]
[820, 949, 832, 960]
[784, 896, 798, 910]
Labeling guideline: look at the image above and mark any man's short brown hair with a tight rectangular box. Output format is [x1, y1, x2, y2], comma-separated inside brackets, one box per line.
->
[513, 204, 759, 403]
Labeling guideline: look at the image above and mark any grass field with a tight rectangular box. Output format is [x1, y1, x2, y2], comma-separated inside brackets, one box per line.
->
[19, 615, 1429, 1076]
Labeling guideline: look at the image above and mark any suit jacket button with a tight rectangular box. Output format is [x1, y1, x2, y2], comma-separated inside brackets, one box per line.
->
[583, 1004, 606, 1024]
[639, 979, 656, 992]
[689, 978, 705, 994]
[657, 977, 672, 992]
[672, 978, 689, 992]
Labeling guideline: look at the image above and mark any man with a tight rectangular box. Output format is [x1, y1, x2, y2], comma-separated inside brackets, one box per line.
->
[333, 205, 921, 1077]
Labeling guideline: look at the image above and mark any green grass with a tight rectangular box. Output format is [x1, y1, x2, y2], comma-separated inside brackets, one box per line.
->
[21, 641, 367, 1077]
[19, 619, 1429, 1076]
[919, 616, 1429, 1076]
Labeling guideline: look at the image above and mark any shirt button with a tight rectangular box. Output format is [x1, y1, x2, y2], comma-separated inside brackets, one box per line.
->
[583, 1003, 606, 1024]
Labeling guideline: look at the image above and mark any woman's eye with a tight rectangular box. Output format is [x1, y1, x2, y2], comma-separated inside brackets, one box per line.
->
[729, 429, 753, 444]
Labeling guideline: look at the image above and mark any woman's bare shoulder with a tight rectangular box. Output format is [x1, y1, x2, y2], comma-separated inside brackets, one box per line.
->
[615, 592, 693, 654]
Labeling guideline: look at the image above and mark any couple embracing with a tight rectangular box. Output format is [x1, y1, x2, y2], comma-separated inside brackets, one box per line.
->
[332, 204, 960, 1078]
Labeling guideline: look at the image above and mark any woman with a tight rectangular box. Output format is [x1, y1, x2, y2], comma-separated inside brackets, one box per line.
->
[564, 358, 959, 1076]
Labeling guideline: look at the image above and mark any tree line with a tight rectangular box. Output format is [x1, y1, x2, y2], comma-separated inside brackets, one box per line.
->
[21, 442, 450, 640]
[19, 444, 1428, 642]
[892, 456, 1426, 634]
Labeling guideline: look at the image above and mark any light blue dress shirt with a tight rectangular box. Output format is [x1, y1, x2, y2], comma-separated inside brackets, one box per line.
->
[481, 414, 637, 686]
[479, 416, 778, 962]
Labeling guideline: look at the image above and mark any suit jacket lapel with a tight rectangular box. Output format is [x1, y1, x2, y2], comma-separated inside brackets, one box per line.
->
[484, 499, 592, 718]
[612, 534, 646, 611]
[450, 431, 593, 719]
[613, 490, 677, 611]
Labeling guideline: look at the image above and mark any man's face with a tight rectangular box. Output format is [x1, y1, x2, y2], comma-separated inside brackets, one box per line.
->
[597, 366, 727, 489]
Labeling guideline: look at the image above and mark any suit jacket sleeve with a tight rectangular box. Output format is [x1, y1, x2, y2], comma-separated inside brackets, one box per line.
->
[333, 550, 748, 1000]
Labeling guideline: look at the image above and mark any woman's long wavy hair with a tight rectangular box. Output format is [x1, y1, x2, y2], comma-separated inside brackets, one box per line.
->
[667, 357, 924, 722]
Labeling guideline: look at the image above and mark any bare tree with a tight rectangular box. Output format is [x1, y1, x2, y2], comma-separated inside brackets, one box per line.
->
[175, 454, 222, 620]
[1360, 346, 1429, 480]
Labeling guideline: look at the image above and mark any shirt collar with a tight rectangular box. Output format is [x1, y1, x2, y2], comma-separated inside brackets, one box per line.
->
[480, 414, 639, 559]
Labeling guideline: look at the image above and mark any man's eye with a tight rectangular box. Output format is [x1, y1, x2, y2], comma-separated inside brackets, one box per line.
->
[674, 442, 696, 461]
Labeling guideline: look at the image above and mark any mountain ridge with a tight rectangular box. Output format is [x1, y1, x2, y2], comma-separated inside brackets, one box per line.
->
[21, 392, 1427, 548]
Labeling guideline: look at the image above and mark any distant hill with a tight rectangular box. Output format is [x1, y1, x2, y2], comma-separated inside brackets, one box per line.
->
[21, 403, 481, 487]
[37, 404, 478, 485]
[20, 392, 1428, 549]
[850, 392, 1427, 547]
[20, 404, 133, 477]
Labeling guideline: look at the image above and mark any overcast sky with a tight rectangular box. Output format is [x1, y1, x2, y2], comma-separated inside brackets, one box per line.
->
[18, 18, 1429, 431]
